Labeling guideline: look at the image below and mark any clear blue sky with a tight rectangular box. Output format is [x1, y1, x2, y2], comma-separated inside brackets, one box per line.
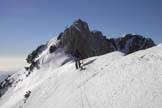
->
[0, 0, 162, 56]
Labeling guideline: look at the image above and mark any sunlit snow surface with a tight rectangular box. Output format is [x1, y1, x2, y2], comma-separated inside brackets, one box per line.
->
[0, 44, 162, 108]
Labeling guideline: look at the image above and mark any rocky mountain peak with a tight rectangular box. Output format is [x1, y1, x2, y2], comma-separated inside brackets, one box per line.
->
[25, 19, 156, 72]
[114, 33, 156, 54]
[57, 19, 155, 58]
[72, 19, 90, 32]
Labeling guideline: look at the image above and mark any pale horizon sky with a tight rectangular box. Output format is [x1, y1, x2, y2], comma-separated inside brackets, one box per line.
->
[0, 55, 27, 71]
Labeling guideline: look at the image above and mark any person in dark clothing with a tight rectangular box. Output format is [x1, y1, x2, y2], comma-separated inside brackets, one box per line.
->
[24, 90, 31, 103]
[74, 49, 81, 69]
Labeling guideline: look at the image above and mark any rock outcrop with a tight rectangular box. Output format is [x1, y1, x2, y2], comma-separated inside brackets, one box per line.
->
[57, 19, 155, 57]
[114, 34, 156, 54]
[25, 19, 156, 71]
[0, 75, 14, 97]
[25, 44, 47, 72]
[59, 19, 115, 58]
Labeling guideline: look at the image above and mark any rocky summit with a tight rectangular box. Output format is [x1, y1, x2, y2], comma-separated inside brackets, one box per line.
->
[26, 19, 156, 71]
[114, 34, 156, 54]
[55, 19, 155, 58]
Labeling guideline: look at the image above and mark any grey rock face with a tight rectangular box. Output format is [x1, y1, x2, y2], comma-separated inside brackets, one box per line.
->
[25, 44, 47, 72]
[25, 19, 156, 71]
[59, 19, 116, 59]
[114, 34, 156, 54]
[58, 19, 155, 58]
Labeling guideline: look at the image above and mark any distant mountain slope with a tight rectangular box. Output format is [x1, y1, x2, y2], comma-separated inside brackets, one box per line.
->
[0, 44, 162, 108]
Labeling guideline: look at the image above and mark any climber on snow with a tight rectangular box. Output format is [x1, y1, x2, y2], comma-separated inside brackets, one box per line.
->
[74, 49, 81, 69]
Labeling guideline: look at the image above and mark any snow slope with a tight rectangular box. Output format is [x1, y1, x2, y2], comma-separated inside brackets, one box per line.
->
[0, 71, 15, 82]
[0, 44, 162, 108]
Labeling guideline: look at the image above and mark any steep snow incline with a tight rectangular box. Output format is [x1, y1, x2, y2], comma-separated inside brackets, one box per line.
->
[0, 51, 123, 108]
[0, 71, 15, 82]
[0, 44, 162, 108]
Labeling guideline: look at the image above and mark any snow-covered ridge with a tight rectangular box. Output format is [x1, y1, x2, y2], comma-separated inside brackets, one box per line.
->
[0, 44, 162, 108]
[0, 19, 158, 108]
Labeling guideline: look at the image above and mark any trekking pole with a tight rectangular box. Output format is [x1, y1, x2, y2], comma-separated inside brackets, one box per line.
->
[81, 59, 83, 65]
[81, 59, 83, 66]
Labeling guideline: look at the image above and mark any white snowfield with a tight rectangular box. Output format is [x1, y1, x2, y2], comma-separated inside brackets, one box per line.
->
[0, 44, 162, 108]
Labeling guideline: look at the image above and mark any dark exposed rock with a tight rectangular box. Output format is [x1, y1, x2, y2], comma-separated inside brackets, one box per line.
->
[24, 90, 31, 98]
[49, 45, 57, 53]
[58, 19, 156, 58]
[25, 44, 47, 72]
[59, 19, 115, 59]
[0, 75, 14, 98]
[114, 34, 156, 54]
[25, 19, 156, 70]
[57, 32, 63, 40]
[26, 44, 47, 64]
